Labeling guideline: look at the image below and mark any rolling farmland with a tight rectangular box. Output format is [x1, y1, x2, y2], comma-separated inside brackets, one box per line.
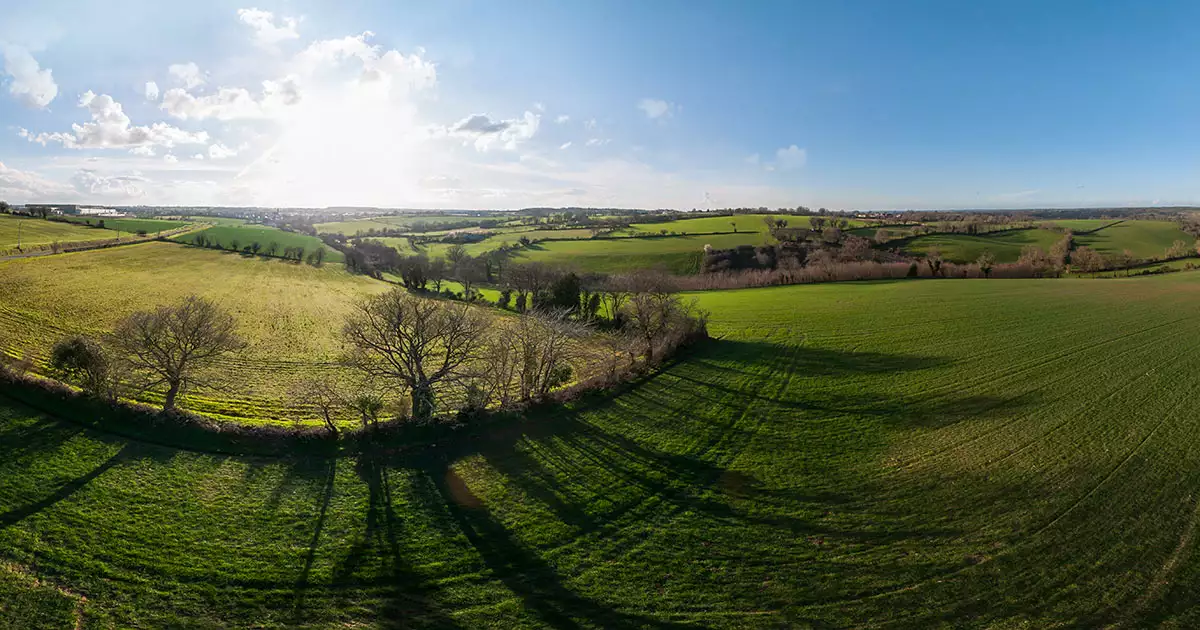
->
[59, 216, 185, 234]
[174, 224, 344, 262]
[515, 232, 772, 274]
[0, 215, 117, 252]
[1073, 219, 1192, 258]
[0, 242, 382, 420]
[6, 273, 1200, 625]
[898, 228, 1063, 263]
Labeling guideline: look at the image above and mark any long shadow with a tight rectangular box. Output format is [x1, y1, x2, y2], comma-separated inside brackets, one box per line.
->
[420, 462, 693, 630]
[0, 442, 133, 528]
[329, 450, 465, 629]
[291, 459, 336, 618]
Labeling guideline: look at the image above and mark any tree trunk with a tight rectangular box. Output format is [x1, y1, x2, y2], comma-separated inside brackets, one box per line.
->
[412, 383, 436, 419]
[163, 380, 181, 410]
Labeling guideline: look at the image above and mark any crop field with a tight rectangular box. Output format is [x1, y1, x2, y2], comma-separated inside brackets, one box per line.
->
[516, 232, 772, 274]
[418, 229, 598, 259]
[1073, 219, 1192, 258]
[1039, 218, 1119, 232]
[7, 273, 1200, 626]
[60, 216, 185, 234]
[896, 227, 1063, 263]
[174, 224, 344, 262]
[186, 215, 248, 226]
[0, 215, 116, 252]
[0, 242, 383, 421]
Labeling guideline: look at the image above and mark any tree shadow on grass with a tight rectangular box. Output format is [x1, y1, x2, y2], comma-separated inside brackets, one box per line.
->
[0, 442, 136, 529]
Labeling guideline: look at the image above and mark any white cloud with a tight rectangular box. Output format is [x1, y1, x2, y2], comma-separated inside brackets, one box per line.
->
[555, 114, 569, 124]
[164, 154, 178, 164]
[0, 161, 71, 200]
[168, 62, 206, 89]
[70, 169, 147, 198]
[144, 81, 160, 101]
[559, 141, 572, 150]
[129, 146, 155, 156]
[20, 91, 209, 150]
[584, 117, 597, 130]
[637, 98, 676, 120]
[192, 153, 205, 160]
[775, 145, 807, 170]
[208, 142, 238, 159]
[447, 111, 540, 152]
[585, 138, 610, 147]
[237, 8, 299, 47]
[2, 45, 57, 108]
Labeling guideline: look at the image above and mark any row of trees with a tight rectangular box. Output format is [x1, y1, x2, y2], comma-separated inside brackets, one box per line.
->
[47, 285, 707, 429]
[190, 234, 326, 265]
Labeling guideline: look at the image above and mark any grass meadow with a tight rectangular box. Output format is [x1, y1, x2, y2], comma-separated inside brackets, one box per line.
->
[174, 224, 344, 262]
[8, 272, 1200, 625]
[0, 242, 384, 421]
[0, 215, 117, 252]
[1073, 219, 1192, 258]
[515, 232, 773, 274]
[898, 228, 1063, 263]
[59, 216, 184, 234]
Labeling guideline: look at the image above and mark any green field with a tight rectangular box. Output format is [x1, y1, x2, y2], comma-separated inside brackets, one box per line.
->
[60, 216, 185, 234]
[418, 229, 598, 259]
[516, 232, 772, 274]
[1073, 219, 1193, 258]
[0, 242, 383, 421]
[175, 224, 344, 262]
[628, 213, 870, 235]
[0, 215, 117, 252]
[1039, 218, 1120, 232]
[8, 273, 1200, 625]
[897, 227, 1064, 263]
[185, 215, 249, 226]
[316, 215, 486, 235]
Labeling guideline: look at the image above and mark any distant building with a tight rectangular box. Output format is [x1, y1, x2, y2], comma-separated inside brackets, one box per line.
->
[77, 206, 127, 217]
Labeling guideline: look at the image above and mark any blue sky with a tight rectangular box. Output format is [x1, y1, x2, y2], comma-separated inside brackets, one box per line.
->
[1, 0, 1199, 209]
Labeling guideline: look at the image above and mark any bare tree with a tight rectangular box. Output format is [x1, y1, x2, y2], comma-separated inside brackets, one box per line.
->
[289, 376, 349, 436]
[428, 257, 448, 292]
[479, 309, 586, 405]
[342, 289, 488, 419]
[1167, 239, 1191, 259]
[622, 272, 685, 363]
[111, 296, 246, 410]
[1070, 246, 1105, 275]
[924, 247, 943, 277]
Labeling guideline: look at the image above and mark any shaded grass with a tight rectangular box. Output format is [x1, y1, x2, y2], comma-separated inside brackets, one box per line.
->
[897, 228, 1063, 263]
[9, 274, 1200, 625]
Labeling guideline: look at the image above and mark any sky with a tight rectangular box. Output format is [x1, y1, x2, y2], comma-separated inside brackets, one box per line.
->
[2, 0, 1200, 210]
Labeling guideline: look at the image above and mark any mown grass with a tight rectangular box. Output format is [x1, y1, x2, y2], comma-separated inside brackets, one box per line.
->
[515, 232, 772, 274]
[9, 274, 1200, 625]
[899, 228, 1063, 263]
[1073, 219, 1192, 258]
[0, 215, 116, 250]
[0, 242, 383, 422]
[174, 224, 344, 262]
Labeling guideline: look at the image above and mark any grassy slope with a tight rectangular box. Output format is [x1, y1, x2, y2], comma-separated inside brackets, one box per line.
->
[9, 274, 1200, 625]
[0, 215, 117, 250]
[317, 215, 481, 235]
[515, 232, 772, 274]
[0, 242, 383, 421]
[900, 228, 1063, 263]
[174, 224, 344, 262]
[1074, 219, 1192, 258]
[60, 216, 184, 234]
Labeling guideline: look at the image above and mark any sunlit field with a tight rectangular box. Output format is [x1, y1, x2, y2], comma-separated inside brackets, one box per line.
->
[8, 272, 1200, 626]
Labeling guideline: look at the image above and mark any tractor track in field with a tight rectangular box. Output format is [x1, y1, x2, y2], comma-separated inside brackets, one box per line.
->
[889, 321, 1200, 473]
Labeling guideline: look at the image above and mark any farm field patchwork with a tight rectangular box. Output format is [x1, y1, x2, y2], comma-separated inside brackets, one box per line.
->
[316, 215, 488, 235]
[0, 242, 383, 421]
[8, 274, 1200, 625]
[174, 224, 344, 262]
[0, 215, 117, 252]
[626, 213, 872, 235]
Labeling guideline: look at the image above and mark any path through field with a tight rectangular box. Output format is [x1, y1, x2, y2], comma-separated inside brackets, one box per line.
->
[5, 274, 1200, 626]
